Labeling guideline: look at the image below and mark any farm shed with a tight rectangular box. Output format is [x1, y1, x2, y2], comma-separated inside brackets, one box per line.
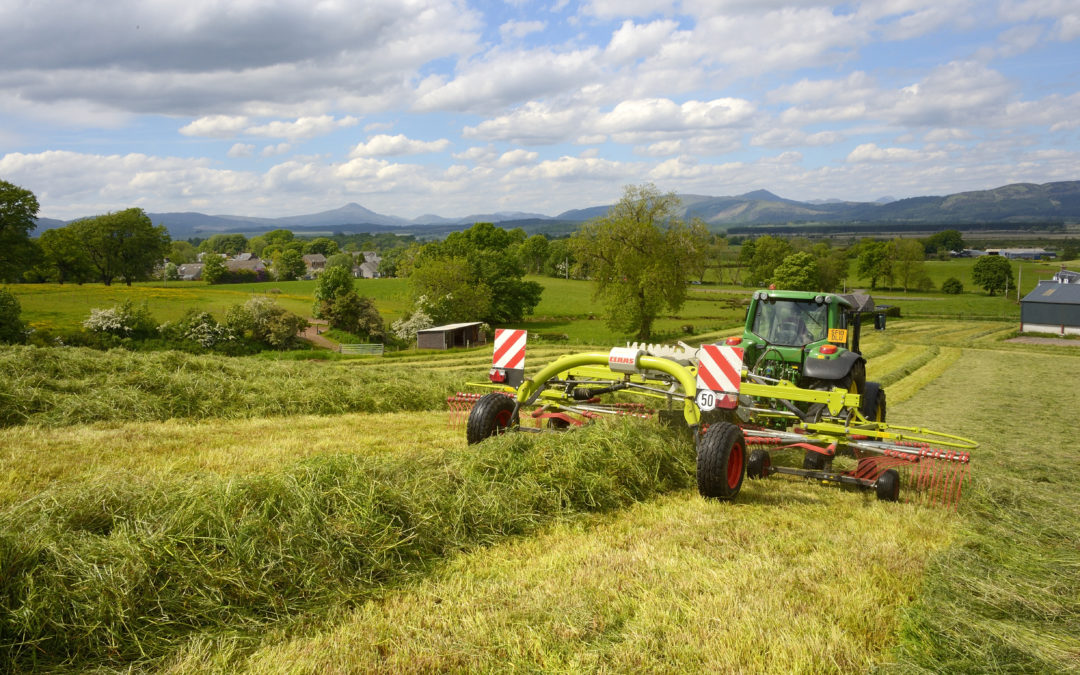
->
[416, 322, 487, 350]
[1021, 281, 1080, 336]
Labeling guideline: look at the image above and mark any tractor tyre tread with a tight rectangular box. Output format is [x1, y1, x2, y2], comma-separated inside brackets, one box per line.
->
[466, 393, 518, 445]
[697, 422, 746, 500]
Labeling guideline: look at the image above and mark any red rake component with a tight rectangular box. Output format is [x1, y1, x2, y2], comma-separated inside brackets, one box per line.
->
[847, 450, 971, 509]
[446, 392, 510, 428]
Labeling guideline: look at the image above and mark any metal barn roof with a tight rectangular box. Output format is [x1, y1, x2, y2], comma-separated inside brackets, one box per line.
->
[1021, 281, 1080, 305]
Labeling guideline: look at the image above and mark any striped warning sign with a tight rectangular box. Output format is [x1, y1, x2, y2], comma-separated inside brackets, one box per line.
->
[492, 328, 527, 369]
[696, 345, 743, 410]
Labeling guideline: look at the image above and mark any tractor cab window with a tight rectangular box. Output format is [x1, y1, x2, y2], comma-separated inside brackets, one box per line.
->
[751, 299, 828, 346]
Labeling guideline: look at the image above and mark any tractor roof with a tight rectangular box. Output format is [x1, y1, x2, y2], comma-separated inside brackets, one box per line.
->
[754, 289, 868, 310]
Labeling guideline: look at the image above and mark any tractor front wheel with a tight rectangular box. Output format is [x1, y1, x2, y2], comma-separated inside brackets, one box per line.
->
[860, 381, 887, 423]
[697, 422, 747, 500]
[466, 393, 518, 444]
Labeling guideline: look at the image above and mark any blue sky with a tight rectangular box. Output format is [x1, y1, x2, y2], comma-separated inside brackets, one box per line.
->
[1, 0, 1077, 221]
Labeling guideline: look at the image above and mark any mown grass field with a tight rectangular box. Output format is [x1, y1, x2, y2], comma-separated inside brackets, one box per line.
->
[1, 319, 1078, 672]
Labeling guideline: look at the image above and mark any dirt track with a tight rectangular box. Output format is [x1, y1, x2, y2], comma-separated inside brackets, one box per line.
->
[300, 320, 336, 350]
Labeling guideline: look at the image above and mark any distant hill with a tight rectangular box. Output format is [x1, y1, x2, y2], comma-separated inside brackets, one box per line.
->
[31, 180, 1080, 239]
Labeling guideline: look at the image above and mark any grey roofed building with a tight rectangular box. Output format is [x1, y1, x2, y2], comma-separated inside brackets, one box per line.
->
[1020, 280, 1080, 336]
[416, 322, 487, 350]
[302, 254, 327, 272]
[1052, 268, 1080, 284]
[176, 263, 203, 280]
[358, 261, 379, 279]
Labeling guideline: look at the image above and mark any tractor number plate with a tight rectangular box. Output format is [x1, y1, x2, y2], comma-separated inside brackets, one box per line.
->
[828, 328, 848, 343]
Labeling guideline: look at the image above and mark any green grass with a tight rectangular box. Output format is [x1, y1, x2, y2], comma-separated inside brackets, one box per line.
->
[0, 420, 695, 670]
[0, 346, 466, 427]
[1, 320, 1079, 671]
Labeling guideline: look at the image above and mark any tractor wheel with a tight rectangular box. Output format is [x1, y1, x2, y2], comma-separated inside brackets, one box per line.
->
[802, 449, 830, 471]
[860, 381, 887, 423]
[466, 393, 518, 445]
[697, 422, 746, 500]
[747, 449, 771, 479]
[875, 468, 900, 502]
[805, 373, 856, 422]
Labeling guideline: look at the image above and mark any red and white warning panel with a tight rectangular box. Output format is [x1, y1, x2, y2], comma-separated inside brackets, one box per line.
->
[695, 344, 744, 411]
[490, 328, 527, 387]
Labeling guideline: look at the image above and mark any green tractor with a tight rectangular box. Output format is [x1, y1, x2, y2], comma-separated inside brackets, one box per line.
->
[725, 290, 887, 430]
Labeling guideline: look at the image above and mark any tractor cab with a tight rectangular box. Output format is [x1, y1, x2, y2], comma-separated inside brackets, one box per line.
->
[730, 290, 881, 397]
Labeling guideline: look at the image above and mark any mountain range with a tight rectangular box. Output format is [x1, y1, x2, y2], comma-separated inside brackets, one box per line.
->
[33, 180, 1080, 240]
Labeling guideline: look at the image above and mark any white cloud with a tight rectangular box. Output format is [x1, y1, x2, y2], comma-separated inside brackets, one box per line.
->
[348, 134, 452, 157]
[413, 46, 600, 112]
[500, 20, 546, 40]
[597, 97, 755, 133]
[464, 102, 594, 144]
[999, 0, 1080, 41]
[604, 19, 679, 64]
[245, 115, 359, 140]
[846, 143, 943, 162]
[505, 155, 637, 182]
[0, 0, 482, 119]
[495, 149, 539, 167]
[750, 128, 843, 148]
[179, 115, 250, 138]
[262, 143, 292, 157]
[227, 143, 254, 158]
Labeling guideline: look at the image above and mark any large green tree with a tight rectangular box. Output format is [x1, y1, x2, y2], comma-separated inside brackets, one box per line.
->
[312, 265, 354, 317]
[201, 254, 228, 284]
[890, 238, 929, 291]
[0, 180, 40, 282]
[771, 252, 819, 291]
[570, 184, 707, 340]
[409, 222, 541, 325]
[972, 255, 1014, 295]
[748, 235, 793, 286]
[198, 233, 248, 256]
[273, 249, 306, 281]
[856, 240, 892, 290]
[37, 227, 93, 284]
[69, 208, 169, 286]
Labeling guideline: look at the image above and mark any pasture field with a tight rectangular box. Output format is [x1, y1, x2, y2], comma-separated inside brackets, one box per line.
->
[8, 256, 1059, 346]
[1, 321, 1078, 672]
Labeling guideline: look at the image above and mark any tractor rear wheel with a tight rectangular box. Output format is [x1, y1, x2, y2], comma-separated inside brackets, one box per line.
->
[860, 381, 887, 423]
[747, 449, 771, 479]
[875, 468, 900, 501]
[466, 393, 518, 444]
[697, 422, 746, 500]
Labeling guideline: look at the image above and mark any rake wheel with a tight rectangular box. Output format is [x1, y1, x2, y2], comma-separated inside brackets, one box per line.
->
[747, 449, 771, 479]
[466, 393, 518, 445]
[697, 422, 747, 500]
[875, 468, 901, 502]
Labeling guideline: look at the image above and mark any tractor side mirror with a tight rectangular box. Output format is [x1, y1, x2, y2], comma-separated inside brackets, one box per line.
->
[874, 313, 886, 330]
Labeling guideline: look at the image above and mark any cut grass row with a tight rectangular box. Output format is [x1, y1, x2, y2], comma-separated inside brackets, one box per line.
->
[0, 420, 696, 671]
[0, 346, 464, 428]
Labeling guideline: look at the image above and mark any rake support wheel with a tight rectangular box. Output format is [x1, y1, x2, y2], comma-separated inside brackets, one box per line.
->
[466, 393, 518, 445]
[875, 468, 901, 502]
[747, 449, 771, 479]
[697, 422, 747, 500]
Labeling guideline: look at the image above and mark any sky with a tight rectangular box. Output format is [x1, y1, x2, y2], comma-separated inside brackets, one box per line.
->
[1, 0, 1078, 222]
